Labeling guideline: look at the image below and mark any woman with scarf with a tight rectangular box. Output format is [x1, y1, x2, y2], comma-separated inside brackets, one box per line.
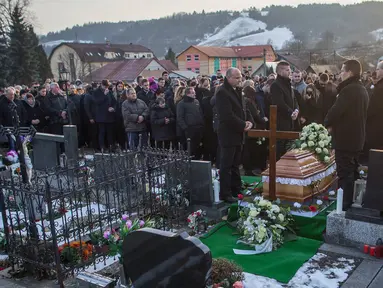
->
[22, 93, 45, 131]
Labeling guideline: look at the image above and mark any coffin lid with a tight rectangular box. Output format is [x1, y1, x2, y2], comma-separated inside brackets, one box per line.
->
[262, 149, 335, 179]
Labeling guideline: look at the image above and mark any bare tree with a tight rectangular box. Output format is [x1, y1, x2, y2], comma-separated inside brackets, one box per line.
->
[57, 51, 97, 81]
[0, 0, 31, 34]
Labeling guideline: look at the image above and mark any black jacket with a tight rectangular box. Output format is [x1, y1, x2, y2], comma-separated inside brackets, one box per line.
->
[44, 92, 68, 125]
[137, 90, 155, 107]
[324, 76, 369, 152]
[150, 104, 176, 141]
[317, 82, 337, 124]
[215, 78, 253, 147]
[366, 78, 383, 149]
[270, 76, 299, 131]
[86, 88, 116, 123]
[176, 96, 204, 137]
[0, 97, 27, 127]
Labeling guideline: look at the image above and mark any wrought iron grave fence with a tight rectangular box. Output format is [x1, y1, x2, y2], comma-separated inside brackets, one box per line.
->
[0, 146, 191, 287]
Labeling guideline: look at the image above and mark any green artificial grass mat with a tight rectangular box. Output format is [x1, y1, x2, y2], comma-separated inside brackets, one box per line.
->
[293, 202, 336, 241]
[200, 222, 322, 283]
[241, 175, 262, 185]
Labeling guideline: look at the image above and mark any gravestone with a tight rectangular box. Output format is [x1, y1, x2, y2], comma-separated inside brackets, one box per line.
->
[345, 149, 383, 224]
[327, 149, 383, 248]
[122, 228, 212, 288]
[32, 125, 78, 170]
[188, 161, 228, 219]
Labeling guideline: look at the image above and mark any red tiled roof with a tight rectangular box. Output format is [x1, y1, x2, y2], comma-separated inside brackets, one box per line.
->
[158, 60, 178, 72]
[84, 59, 148, 82]
[178, 45, 276, 59]
[85, 59, 164, 82]
[231, 45, 274, 58]
[50, 42, 153, 62]
[193, 46, 238, 57]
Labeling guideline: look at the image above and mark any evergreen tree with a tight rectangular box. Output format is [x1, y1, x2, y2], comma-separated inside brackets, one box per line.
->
[0, 25, 10, 87]
[26, 25, 40, 81]
[165, 47, 176, 65]
[35, 44, 53, 81]
[8, 4, 35, 85]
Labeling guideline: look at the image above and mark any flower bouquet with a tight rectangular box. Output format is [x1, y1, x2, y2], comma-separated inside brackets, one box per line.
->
[187, 209, 207, 233]
[58, 240, 93, 265]
[237, 196, 295, 251]
[292, 123, 332, 163]
[103, 215, 154, 263]
[211, 258, 244, 288]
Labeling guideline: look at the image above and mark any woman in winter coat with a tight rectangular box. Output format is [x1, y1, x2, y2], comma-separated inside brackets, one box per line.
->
[22, 93, 45, 131]
[150, 97, 176, 149]
[242, 80, 268, 175]
[114, 81, 127, 150]
[300, 83, 321, 126]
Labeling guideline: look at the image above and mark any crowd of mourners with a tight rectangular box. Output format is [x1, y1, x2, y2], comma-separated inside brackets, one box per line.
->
[0, 63, 381, 179]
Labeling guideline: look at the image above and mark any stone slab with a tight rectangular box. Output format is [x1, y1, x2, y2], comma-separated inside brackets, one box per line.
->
[190, 203, 230, 220]
[341, 260, 382, 288]
[369, 267, 383, 288]
[318, 243, 382, 261]
[326, 210, 383, 248]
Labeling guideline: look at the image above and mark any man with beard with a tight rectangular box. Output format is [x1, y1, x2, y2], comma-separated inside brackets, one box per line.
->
[216, 68, 253, 203]
[325, 59, 369, 210]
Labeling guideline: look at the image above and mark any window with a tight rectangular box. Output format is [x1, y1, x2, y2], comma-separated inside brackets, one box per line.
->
[194, 54, 199, 61]
[195, 68, 200, 73]
[186, 55, 192, 62]
[124, 53, 130, 58]
[248, 66, 252, 71]
[187, 68, 192, 71]
[58, 62, 65, 72]
[147, 54, 152, 58]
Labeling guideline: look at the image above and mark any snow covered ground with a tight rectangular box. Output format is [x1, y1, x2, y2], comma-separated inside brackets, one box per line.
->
[370, 28, 383, 41]
[243, 253, 356, 288]
[41, 40, 93, 47]
[199, 16, 293, 49]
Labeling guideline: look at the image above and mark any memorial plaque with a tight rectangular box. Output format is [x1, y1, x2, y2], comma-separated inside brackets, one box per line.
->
[122, 228, 212, 288]
[363, 149, 383, 211]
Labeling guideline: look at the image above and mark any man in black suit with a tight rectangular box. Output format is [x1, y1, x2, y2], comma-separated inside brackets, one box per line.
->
[325, 59, 369, 210]
[216, 68, 253, 203]
[270, 61, 300, 160]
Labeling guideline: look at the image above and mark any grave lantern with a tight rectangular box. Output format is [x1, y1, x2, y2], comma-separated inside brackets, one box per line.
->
[353, 179, 366, 207]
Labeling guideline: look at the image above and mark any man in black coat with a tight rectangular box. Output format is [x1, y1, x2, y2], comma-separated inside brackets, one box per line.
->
[325, 59, 369, 210]
[270, 61, 300, 160]
[216, 68, 253, 203]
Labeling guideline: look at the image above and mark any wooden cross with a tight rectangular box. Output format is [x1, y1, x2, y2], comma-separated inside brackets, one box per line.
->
[247, 105, 300, 200]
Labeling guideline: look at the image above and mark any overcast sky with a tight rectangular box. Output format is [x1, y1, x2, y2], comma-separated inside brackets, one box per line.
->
[31, 0, 365, 34]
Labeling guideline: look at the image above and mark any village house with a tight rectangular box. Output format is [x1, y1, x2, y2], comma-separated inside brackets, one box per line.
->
[176, 45, 277, 75]
[83, 58, 170, 83]
[49, 42, 155, 81]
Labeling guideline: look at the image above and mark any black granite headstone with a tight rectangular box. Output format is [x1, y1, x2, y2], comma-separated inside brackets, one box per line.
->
[363, 149, 383, 211]
[189, 161, 214, 206]
[122, 228, 212, 288]
[346, 149, 383, 224]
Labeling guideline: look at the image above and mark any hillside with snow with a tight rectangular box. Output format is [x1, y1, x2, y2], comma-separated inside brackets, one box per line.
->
[199, 17, 293, 49]
[42, 40, 93, 47]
